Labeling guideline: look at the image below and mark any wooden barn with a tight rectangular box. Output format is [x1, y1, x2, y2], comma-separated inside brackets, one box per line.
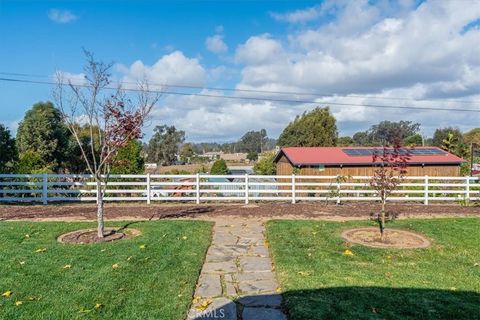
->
[274, 147, 464, 177]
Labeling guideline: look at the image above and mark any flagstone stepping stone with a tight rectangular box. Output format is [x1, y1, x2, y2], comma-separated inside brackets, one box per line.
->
[239, 256, 272, 272]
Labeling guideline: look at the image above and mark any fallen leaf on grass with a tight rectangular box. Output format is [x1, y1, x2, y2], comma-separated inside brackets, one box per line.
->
[343, 249, 354, 257]
[139, 244, 146, 249]
[112, 263, 119, 269]
[385, 272, 392, 278]
[15, 301, 22, 306]
[182, 236, 188, 240]
[63, 264, 72, 269]
[35, 248, 47, 253]
[25, 234, 30, 238]
[297, 271, 312, 276]
[94, 303, 103, 309]
[127, 256, 133, 261]
[1, 291, 12, 298]
[19, 261, 25, 265]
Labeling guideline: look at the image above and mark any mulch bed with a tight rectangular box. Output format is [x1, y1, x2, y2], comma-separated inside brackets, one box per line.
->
[341, 227, 431, 249]
[57, 227, 141, 244]
[0, 202, 479, 221]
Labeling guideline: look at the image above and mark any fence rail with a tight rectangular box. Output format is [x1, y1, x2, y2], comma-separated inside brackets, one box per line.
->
[0, 174, 478, 205]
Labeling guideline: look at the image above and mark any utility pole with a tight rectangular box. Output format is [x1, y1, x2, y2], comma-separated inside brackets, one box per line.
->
[470, 142, 474, 177]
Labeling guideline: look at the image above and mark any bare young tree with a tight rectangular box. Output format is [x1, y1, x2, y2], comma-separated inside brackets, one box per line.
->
[370, 141, 410, 240]
[54, 50, 159, 238]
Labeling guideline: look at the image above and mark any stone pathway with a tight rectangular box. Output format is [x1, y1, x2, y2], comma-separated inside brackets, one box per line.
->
[187, 219, 286, 320]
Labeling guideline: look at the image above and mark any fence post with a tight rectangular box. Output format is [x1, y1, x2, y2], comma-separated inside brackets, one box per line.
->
[424, 176, 429, 205]
[196, 173, 200, 204]
[42, 173, 48, 205]
[336, 176, 341, 205]
[291, 174, 296, 204]
[466, 176, 470, 203]
[245, 174, 249, 204]
[146, 173, 151, 205]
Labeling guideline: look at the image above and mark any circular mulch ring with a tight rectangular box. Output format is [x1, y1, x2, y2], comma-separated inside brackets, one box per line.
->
[341, 227, 430, 249]
[57, 228, 141, 244]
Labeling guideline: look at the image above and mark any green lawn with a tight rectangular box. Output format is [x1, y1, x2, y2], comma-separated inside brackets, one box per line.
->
[0, 220, 212, 319]
[267, 218, 480, 320]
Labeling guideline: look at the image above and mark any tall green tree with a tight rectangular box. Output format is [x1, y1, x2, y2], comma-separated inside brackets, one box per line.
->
[463, 128, 480, 146]
[278, 107, 338, 147]
[180, 143, 195, 163]
[111, 140, 145, 174]
[432, 127, 467, 157]
[16, 101, 70, 172]
[402, 134, 423, 146]
[353, 121, 420, 146]
[147, 125, 185, 165]
[432, 127, 463, 148]
[337, 136, 354, 146]
[0, 124, 17, 173]
[237, 129, 268, 153]
[352, 131, 369, 146]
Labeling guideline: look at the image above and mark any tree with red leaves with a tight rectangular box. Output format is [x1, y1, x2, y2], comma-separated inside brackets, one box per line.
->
[370, 141, 410, 240]
[54, 50, 159, 238]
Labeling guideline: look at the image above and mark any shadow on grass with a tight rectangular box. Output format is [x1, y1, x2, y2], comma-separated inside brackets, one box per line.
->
[148, 206, 215, 220]
[190, 287, 480, 320]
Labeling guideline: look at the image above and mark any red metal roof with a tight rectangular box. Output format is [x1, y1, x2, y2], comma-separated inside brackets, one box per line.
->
[276, 147, 464, 166]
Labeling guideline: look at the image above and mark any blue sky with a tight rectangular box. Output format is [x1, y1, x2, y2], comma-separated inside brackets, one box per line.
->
[0, 0, 479, 142]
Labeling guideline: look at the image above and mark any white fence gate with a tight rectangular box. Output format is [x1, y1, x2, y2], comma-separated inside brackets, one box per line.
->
[0, 174, 478, 205]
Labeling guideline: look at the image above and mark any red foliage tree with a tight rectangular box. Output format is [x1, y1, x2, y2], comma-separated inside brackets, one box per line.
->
[54, 50, 159, 238]
[370, 141, 410, 239]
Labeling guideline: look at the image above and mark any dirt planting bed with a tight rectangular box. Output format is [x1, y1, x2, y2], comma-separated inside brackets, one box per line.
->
[0, 202, 479, 221]
[341, 227, 431, 249]
[57, 227, 141, 244]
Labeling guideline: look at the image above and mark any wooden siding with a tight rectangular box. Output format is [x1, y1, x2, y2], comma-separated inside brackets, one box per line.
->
[275, 155, 461, 176]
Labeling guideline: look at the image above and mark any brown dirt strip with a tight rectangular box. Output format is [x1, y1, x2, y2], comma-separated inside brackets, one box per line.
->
[0, 202, 479, 222]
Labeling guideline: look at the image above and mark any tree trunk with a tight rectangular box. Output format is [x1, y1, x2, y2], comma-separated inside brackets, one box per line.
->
[380, 199, 386, 241]
[96, 180, 105, 238]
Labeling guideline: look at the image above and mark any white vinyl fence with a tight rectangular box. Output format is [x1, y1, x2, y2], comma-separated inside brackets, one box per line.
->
[0, 174, 478, 205]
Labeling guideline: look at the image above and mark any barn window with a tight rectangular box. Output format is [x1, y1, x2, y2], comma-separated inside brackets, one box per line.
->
[316, 165, 325, 171]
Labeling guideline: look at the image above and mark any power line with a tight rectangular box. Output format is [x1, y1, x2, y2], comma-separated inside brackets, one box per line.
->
[1, 76, 479, 114]
[1, 71, 479, 105]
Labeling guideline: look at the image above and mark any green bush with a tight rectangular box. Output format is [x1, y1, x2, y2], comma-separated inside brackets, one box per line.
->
[210, 159, 229, 175]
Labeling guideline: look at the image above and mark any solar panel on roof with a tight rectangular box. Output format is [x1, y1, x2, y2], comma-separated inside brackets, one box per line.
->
[342, 148, 447, 156]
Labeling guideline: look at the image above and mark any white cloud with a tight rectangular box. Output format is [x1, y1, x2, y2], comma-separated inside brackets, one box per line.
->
[205, 35, 228, 54]
[54, 71, 86, 86]
[48, 9, 77, 24]
[270, 5, 321, 23]
[235, 34, 284, 65]
[118, 51, 207, 87]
